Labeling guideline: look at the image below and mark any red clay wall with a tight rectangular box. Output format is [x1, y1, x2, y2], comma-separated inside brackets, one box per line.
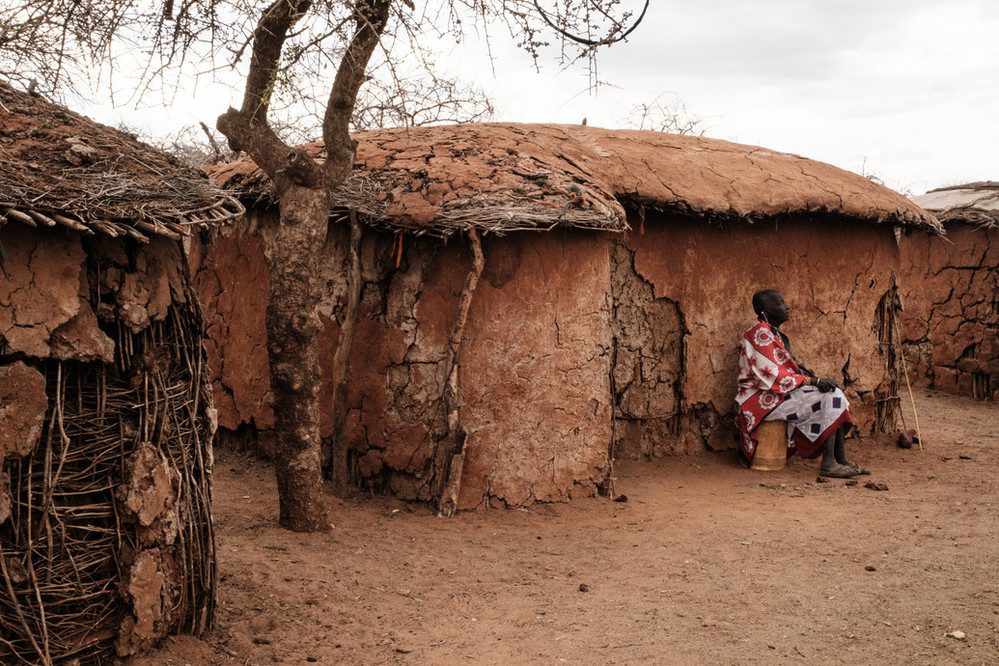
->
[195, 218, 614, 507]
[456, 233, 613, 508]
[898, 224, 997, 400]
[616, 214, 902, 454]
[195, 232, 276, 433]
[196, 212, 905, 507]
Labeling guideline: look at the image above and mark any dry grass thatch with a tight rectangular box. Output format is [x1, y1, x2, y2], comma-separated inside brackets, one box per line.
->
[911, 182, 999, 229]
[0, 82, 242, 242]
[209, 123, 942, 237]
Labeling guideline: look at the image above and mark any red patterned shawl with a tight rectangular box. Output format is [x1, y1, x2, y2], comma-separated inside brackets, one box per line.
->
[735, 321, 811, 462]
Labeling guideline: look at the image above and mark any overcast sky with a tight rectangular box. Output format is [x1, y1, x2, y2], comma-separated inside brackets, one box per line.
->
[81, 0, 998, 196]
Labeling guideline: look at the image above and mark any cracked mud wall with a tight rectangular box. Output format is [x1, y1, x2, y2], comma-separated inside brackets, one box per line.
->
[456, 233, 614, 509]
[340, 229, 614, 508]
[0, 224, 92, 358]
[193, 213, 345, 456]
[0, 224, 190, 364]
[197, 209, 906, 505]
[898, 225, 997, 400]
[196, 219, 615, 507]
[611, 243, 686, 458]
[195, 226, 276, 435]
[337, 229, 461, 501]
[1, 225, 214, 663]
[618, 213, 903, 451]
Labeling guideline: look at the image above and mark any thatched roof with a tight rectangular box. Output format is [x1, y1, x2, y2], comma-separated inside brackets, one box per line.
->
[911, 182, 998, 229]
[0, 82, 242, 243]
[209, 123, 941, 237]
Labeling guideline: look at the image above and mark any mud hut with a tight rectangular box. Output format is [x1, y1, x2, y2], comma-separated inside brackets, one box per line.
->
[900, 182, 997, 400]
[201, 123, 939, 511]
[0, 82, 241, 663]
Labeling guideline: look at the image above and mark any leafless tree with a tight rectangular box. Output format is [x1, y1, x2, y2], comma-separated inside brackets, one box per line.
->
[137, 77, 494, 168]
[625, 92, 704, 136]
[0, 0, 649, 531]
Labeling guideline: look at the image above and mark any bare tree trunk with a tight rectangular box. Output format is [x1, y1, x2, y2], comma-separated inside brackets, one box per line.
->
[216, 0, 390, 531]
[436, 229, 484, 517]
[266, 185, 330, 531]
[326, 211, 363, 494]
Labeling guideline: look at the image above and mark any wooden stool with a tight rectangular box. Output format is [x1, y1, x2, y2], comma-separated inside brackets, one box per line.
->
[751, 420, 788, 471]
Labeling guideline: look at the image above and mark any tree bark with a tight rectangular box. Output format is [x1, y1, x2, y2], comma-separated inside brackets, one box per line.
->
[321, 0, 392, 182]
[266, 185, 331, 531]
[326, 211, 363, 494]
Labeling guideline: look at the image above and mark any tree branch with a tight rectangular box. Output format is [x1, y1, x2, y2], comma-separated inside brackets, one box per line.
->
[217, 107, 320, 188]
[243, 0, 313, 124]
[217, 0, 322, 188]
[322, 0, 393, 183]
[532, 0, 649, 47]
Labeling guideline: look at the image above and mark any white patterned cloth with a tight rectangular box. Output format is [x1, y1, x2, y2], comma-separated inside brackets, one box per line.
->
[764, 385, 850, 449]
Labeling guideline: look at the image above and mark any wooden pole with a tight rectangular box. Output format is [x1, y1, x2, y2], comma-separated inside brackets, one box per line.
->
[893, 312, 923, 449]
[437, 228, 485, 517]
[327, 210, 364, 493]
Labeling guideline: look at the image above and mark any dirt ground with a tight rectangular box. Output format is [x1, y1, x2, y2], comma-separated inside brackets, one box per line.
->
[134, 391, 997, 665]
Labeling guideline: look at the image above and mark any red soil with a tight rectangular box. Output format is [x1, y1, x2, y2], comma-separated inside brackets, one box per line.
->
[132, 390, 997, 664]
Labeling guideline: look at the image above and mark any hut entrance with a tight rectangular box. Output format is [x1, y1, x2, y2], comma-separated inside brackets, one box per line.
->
[610, 244, 686, 459]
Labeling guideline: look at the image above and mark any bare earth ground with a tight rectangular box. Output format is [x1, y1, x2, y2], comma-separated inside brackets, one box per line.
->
[135, 391, 997, 665]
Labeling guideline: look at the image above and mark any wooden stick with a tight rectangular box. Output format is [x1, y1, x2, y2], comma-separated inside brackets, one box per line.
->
[50, 212, 93, 234]
[199, 121, 224, 161]
[4, 208, 37, 226]
[437, 229, 485, 517]
[893, 313, 923, 449]
[135, 219, 182, 240]
[26, 210, 58, 227]
[88, 219, 121, 237]
[326, 210, 363, 493]
[119, 224, 151, 244]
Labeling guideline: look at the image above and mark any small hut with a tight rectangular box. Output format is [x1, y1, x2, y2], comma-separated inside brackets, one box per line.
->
[0, 82, 241, 663]
[202, 123, 939, 510]
[900, 182, 998, 400]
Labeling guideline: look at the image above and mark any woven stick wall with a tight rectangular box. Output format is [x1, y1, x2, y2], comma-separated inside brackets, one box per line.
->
[0, 304, 215, 664]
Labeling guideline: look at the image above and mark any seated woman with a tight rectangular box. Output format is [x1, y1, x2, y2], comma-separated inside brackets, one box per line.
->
[735, 290, 869, 478]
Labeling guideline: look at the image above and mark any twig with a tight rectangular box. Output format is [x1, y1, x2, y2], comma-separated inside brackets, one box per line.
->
[199, 122, 224, 162]
[533, 0, 650, 47]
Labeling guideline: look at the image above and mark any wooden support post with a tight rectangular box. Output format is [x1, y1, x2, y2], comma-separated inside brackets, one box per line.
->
[327, 210, 364, 494]
[437, 229, 485, 517]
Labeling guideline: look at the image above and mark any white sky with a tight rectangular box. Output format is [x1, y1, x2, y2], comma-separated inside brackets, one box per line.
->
[80, 0, 999, 196]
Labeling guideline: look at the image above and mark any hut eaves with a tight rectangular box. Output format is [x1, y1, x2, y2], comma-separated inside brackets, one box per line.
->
[209, 123, 941, 237]
[911, 182, 998, 228]
[0, 82, 242, 242]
